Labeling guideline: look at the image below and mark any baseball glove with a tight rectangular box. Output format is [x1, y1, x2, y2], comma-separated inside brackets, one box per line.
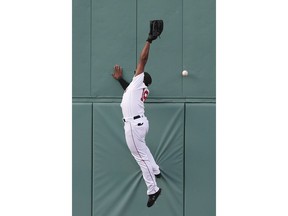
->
[146, 20, 164, 43]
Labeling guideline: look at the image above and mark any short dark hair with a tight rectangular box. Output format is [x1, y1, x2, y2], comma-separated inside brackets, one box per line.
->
[144, 72, 152, 86]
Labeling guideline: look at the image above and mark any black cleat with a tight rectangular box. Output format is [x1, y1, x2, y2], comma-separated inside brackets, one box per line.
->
[155, 173, 162, 178]
[147, 188, 162, 207]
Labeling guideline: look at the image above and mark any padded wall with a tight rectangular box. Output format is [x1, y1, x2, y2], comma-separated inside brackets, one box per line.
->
[185, 103, 216, 216]
[72, 103, 93, 216]
[92, 103, 184, 216]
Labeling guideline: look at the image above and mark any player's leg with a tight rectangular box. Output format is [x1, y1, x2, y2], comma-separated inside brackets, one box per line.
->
[124, 122, 159, 195]
[145, 147, 160, 175]
[142, 118, 160, 175]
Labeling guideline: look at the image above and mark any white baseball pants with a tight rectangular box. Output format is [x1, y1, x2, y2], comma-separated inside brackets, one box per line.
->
[124, 116, 160, 195]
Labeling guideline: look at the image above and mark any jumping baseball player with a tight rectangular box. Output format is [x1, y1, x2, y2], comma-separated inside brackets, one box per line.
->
[112, 20, 163, 207]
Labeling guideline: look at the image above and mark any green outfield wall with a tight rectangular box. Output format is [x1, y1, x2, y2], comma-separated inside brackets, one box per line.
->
[73, 0, 215, 215]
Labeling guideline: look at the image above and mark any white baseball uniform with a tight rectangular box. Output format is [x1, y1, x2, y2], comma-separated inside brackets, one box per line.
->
[120, 73, 160, 195]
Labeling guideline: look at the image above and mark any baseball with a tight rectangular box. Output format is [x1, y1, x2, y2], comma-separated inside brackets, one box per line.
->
[182, 70, 188, 76]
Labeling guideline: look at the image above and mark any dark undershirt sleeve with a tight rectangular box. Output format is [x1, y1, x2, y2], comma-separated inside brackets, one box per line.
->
[118, 77, 130, 90]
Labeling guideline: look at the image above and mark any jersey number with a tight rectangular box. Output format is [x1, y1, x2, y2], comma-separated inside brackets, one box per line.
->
[141, 89, 149, 102]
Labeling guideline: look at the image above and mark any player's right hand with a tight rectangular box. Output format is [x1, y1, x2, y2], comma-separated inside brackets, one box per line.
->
[112, 64, 123, 80]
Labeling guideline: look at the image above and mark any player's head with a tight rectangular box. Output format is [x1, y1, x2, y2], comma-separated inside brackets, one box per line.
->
[144, 72, 152, 87]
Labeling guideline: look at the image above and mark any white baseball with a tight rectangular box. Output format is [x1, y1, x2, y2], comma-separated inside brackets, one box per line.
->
[182, 70, 188, 76]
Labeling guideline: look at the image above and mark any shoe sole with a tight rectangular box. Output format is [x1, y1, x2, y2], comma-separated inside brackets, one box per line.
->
[147, 188, 162, 207]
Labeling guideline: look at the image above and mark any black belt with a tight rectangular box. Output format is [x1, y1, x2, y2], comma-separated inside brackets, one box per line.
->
[133, 115, 141, 120]
[123, 115, 142, 122]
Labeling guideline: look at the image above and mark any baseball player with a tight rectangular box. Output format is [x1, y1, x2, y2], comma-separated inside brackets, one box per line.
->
[112, 20, 163, 207]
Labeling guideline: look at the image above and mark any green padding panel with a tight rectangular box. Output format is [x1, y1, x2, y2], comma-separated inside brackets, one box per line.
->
[185, 103, 216, 216]
[91, 0, 136, 97]
[72, 103, 93, 216]
[72, 0, 91, 97]
[183, 0, 216, 98]
[93, 103, 184, 216]
[137, 0, 182, 97]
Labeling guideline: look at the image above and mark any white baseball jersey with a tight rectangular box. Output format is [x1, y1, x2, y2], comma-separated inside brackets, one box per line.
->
[120, 72, 160, 195]
[120, 73, 149, 118]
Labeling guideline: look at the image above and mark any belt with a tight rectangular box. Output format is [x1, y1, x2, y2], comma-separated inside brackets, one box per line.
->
[123, 115, 143, 122]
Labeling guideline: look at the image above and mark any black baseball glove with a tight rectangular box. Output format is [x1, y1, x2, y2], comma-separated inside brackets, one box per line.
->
[146, 20, 164, 43]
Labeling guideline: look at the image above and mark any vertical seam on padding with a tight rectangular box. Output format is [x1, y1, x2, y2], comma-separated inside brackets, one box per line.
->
[91, 103, 94, 215]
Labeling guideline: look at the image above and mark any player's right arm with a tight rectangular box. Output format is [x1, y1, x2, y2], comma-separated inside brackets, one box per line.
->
[112, 64, 130, 90]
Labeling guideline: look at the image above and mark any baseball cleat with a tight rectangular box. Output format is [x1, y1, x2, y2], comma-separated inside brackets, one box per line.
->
[155, 173, 162, 178]
[147, 188, 162, 207]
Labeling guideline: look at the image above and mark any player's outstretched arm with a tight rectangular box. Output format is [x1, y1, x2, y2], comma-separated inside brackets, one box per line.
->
[112, 64, 130, 90]
[134, 20, 164, 77]
[135, 42, 150, 77]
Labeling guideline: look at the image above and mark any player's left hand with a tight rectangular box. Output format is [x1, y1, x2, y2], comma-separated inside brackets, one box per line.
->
[147, 20, 164, 43]
[112, 64, 123, 80]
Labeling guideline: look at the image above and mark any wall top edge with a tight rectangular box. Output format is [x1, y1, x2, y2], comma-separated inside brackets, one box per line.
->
[72, 97, 216, 104]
